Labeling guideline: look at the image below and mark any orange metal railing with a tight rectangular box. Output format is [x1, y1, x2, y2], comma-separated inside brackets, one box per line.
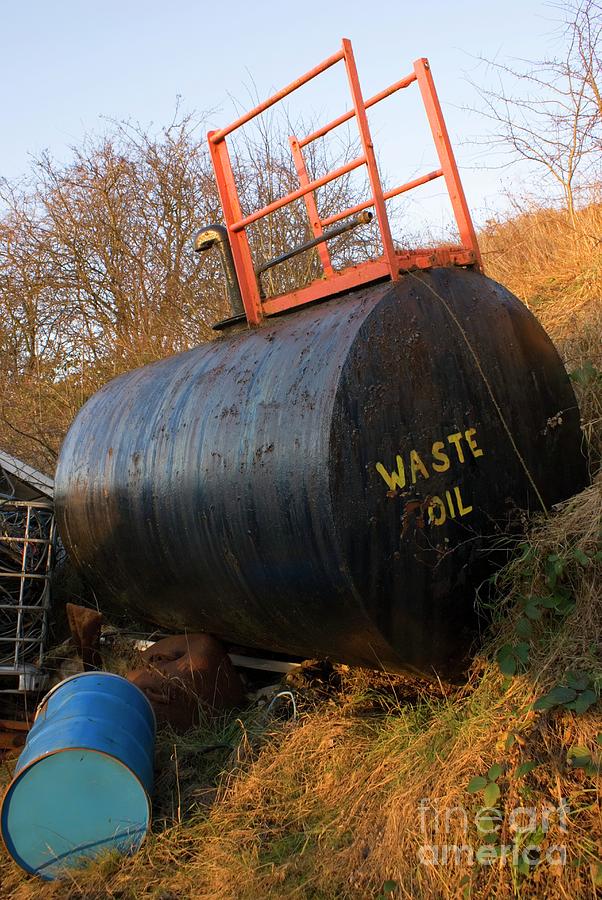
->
[208, 39, 482, 326]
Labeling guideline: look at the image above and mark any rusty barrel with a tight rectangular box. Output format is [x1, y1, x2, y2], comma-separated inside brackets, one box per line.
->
[54, 269, 587, 677]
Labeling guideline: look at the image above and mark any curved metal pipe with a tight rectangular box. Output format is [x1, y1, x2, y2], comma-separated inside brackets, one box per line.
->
[194, 225, 245, 320]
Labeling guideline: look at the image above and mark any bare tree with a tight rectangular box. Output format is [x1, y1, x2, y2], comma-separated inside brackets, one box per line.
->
[566, 0, 602, 120]
[472, 0, 601, 223]
[0, 111, 375, 471]
[0, 114, 231, 469]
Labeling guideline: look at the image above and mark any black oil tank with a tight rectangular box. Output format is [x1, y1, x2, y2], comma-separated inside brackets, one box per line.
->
[54, 268, 587, 677]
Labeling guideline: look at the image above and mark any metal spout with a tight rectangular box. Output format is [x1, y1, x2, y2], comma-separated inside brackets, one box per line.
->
[194, 225, 245, 325]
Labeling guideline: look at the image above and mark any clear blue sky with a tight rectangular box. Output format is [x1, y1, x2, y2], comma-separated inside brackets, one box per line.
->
[1, 0, 565, 231]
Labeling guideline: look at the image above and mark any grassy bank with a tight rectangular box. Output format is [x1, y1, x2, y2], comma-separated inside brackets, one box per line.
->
[1, 202, 600, 899]
[1, 474, 599, 898]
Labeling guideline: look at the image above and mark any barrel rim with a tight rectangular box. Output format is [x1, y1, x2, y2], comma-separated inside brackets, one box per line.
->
[0, 744, 152, 878]
[34, 671, 157, 731]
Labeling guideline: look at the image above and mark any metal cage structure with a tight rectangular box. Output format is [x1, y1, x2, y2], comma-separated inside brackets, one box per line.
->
[208, 38, 482, 326]
[0, 500, 55, 695]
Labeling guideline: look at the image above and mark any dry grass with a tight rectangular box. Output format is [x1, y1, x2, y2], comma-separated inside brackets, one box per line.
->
[480, 194, 602, 339]
[1, 201, 601, 899]
[1, 475, 600, 898]
[482, 194, 602, 470]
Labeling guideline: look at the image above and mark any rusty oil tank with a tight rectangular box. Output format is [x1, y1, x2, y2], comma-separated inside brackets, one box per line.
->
[54, 267, 587, 678]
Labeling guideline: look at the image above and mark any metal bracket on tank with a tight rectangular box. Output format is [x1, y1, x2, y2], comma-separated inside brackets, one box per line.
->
[195, 211, 374, 326]
[254, 211, 373, 299]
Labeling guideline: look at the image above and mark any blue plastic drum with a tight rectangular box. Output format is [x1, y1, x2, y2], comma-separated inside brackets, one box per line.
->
[1, 672, 156, 880]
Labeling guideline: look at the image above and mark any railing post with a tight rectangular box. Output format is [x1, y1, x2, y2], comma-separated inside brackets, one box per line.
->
[208, 132, 263, 325]
[413, 58, 482, 271]
[341, 38, 399, 280]
[289, 136, 334, 276]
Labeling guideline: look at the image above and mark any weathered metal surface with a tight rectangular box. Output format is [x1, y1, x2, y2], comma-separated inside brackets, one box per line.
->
[0, 450, 54, 501]
[54, 269, 587, 678]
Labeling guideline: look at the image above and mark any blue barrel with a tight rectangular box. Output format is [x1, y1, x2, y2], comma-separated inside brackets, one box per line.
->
[1, 672, 156, 880]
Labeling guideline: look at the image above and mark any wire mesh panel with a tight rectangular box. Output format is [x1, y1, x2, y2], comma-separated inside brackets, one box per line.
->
[0, 501, 55, 694]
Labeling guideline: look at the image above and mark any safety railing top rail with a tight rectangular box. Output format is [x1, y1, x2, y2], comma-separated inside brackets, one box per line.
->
[207, 38, 481, 326]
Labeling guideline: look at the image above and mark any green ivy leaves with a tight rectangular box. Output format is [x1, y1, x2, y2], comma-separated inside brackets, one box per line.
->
[496, 642, 530, 676]
[467, 764, 503, 806]
[533, 670, 598, 714]
[566, 744, 601, 776]
[569, 359, 602, 387]
[515, 760, 538, 778]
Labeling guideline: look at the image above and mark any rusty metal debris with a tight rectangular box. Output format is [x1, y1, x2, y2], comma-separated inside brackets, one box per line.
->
[127, 634, 245, 731]
[65, 603, 104, 671]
